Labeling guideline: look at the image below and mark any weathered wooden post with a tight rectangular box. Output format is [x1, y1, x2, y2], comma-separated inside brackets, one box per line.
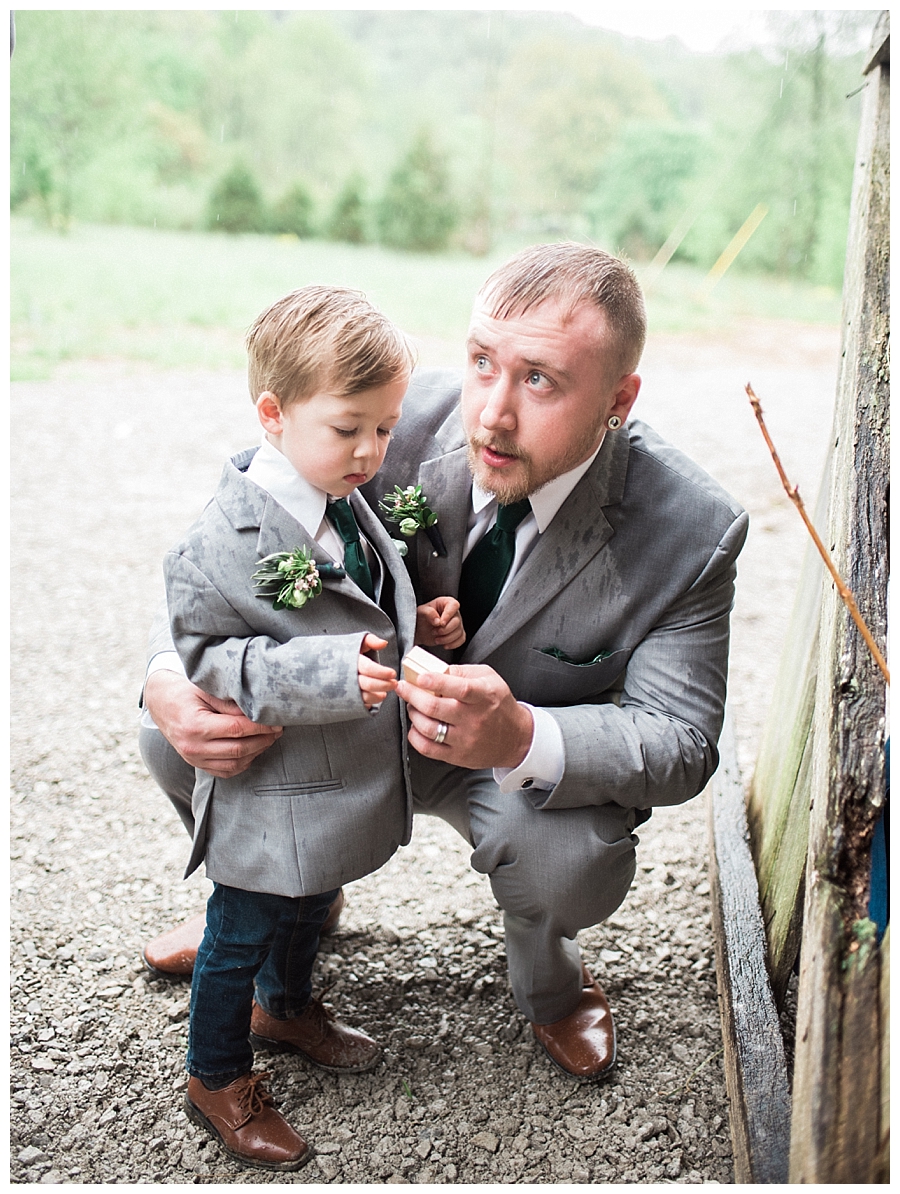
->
[788, 13, 889, 1183]
[709, 12, 889, 1183]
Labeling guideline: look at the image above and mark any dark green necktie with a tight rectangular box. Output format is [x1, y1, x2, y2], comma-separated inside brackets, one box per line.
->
[457, 498, 531, 640]
[327, 498, 375, 601]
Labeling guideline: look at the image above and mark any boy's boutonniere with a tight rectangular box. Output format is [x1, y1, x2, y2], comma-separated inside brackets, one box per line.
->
[252, 548, 345, 610]
[379, 484, 448, 557]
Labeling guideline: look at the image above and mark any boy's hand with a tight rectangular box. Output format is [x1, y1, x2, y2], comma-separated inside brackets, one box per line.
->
[357, 633, 397, 709]
[415, 597, 466, 650]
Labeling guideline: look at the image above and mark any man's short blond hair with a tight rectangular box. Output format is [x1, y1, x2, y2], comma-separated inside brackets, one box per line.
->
[246, 285, 414, 407]
[478, 242, 646, 377]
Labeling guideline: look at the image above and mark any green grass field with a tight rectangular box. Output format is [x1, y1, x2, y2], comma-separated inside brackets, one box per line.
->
[11, 219, 843, 380]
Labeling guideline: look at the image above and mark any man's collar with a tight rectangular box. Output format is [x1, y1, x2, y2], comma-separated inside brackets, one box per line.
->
[471, 436, 604, 533]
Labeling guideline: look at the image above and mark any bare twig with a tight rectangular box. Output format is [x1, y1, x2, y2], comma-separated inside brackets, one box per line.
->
[746, 383, 890, 686]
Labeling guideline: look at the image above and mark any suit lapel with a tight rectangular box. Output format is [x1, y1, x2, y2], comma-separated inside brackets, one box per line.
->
[462, 429, 631, 659]
[351, 489, 418, 650]
[414, 446, 473, 599]
[255, 497, 336, 574]
[249, 488, 377, 615]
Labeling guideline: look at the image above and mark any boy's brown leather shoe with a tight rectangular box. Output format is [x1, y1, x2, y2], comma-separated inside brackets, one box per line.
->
[250, 997, 381, 1072]
[184, 1072, 310, 1172]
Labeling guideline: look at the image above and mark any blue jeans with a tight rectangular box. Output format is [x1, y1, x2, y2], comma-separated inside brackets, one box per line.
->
[186, 882, 339, 1089]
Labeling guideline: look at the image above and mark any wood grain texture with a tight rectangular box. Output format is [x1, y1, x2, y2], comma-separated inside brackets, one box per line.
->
[708, 714, 791, 1183]
[789, 16, 889, 1183]
[747, 470, 830, 1004]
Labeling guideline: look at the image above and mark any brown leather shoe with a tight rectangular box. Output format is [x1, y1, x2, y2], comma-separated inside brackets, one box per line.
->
[142, 891, 344, 979]
[531, 965, 616, 1081]
[184, 1071, 310, 1172]
[142, 912, 206, 979]
[250, 997, 381, 1073]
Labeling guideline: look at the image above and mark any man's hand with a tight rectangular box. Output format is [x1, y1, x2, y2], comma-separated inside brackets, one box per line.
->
[143, 670, 283, 778]
[397, 664, 533, 771]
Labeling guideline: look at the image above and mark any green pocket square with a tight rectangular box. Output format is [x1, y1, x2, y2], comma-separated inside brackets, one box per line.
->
[540, 646, 613, 666]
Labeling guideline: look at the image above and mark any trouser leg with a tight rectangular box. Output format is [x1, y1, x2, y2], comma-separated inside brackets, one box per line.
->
[186, 884, 336, 1086]
[138, 713, 196, 835]
[410, 752, 638, 1024]
[254, 888, 339, 1019]
[187, 884, 284, 1086]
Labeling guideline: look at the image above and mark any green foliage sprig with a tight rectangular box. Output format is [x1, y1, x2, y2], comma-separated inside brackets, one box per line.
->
[252, 548, 325, 610]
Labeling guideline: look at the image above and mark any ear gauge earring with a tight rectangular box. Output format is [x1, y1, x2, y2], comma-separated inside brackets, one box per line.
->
[607, 415, 622, 430]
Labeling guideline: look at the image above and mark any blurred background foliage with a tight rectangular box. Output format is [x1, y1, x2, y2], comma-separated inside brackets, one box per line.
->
[11, 8, 875, 282]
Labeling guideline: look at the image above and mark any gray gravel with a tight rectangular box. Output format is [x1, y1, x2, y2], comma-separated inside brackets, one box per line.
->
[10, 321, 838, 1184]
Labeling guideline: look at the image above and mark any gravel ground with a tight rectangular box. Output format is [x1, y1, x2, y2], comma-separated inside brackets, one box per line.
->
[10, 319, 839, 1185]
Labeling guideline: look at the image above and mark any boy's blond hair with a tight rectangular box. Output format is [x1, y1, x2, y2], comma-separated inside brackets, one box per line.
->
[246, 285, 414, 408]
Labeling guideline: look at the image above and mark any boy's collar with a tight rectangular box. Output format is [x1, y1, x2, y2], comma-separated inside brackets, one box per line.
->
[245, 437, 329, 536]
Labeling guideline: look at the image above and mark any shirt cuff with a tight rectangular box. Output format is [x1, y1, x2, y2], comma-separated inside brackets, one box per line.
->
[147, 651, 186, 679]
[494, 704, 565, 794]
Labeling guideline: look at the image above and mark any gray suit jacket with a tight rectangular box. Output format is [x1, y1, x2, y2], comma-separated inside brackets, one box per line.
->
[163, 447, 417, 897]
[360, 368, 749, 816]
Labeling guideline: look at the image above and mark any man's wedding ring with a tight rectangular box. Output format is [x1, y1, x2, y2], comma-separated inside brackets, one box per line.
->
[433, 722, 449, 745]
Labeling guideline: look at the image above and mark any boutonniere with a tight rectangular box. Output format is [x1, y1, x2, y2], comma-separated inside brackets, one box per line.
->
[379, 484, 448, 557]
[252, 548, 344, 610]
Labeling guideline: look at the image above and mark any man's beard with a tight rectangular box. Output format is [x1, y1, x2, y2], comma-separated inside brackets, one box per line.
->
[466, 421, 606, 505]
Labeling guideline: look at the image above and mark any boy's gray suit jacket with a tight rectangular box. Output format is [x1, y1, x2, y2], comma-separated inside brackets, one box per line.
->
[162, 447, 417, 898]
[359, 368, 750, 817]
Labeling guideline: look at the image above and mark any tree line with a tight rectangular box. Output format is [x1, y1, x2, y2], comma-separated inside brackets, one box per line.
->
[10, 9, 875, 284]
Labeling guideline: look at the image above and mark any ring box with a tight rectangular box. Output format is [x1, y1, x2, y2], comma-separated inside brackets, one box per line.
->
[402, 646, 450, 685]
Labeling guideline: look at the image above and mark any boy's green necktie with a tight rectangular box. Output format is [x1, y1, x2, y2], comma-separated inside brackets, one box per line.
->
[327, 498, 375, 601]
[457, 498, 531, 640]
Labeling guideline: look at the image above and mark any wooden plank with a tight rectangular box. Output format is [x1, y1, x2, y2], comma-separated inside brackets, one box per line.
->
[788, 15, 889, 1183]
[747, 468, 830, 1004]
[790, 894, 886, 1181]
[708, 712, 791, 1183]
[864, 10, 890, 72]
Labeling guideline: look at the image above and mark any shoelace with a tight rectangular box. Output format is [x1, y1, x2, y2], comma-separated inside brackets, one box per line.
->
[301, 996, 334, 1045]
[237, 1071, 275, 1117]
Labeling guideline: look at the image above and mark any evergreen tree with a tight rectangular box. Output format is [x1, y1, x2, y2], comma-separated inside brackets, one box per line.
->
[377, 130, 457, 252]
[205, 160, 267, 233]
[270, 180, 315, 237]
[327, 174, 368, 243]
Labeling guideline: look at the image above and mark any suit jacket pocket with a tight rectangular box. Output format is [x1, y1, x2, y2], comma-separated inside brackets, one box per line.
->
[524, 646, 631, 705]
[253, 780, 344, 796]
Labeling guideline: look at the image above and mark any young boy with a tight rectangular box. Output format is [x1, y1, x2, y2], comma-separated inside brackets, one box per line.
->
[162, 286, 463, 1172]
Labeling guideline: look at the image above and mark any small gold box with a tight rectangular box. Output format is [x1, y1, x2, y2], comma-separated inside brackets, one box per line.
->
[402, 646, 450, 685]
